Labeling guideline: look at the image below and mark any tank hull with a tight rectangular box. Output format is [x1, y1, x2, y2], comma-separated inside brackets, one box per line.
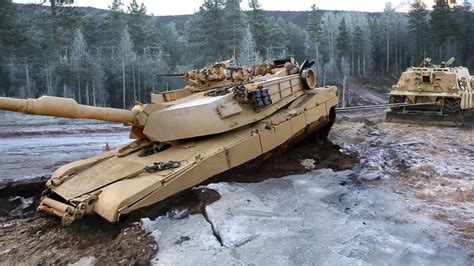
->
[39, 87, 338, 224]
[387, 64, 474, 126]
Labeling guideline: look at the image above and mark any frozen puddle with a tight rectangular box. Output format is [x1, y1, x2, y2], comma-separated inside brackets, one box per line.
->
[142, 169, 472, 265]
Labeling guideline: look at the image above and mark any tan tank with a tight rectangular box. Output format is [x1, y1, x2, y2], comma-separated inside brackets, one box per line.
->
[387, 57, 474, 125]
[0, 59, 338, 225]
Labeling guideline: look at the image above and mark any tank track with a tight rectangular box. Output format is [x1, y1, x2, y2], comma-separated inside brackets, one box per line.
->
[386, 111, 465, 127]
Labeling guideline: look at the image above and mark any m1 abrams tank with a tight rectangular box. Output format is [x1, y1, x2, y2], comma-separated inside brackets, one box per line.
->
[387, 58, 474, 126]
[0, 59, 338, 225]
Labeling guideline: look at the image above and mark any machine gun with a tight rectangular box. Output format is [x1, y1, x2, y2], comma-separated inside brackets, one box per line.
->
[155, 62, 253, 92]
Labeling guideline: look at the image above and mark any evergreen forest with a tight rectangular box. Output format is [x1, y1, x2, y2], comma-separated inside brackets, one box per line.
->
[0, 0, 473, 108]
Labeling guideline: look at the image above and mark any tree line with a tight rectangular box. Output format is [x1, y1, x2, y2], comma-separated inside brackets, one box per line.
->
[0, 0, 473, 108]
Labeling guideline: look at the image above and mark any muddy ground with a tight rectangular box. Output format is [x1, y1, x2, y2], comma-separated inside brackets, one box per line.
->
[0, 112, 356, 265]
[332, 116, 474, 247]
[0, 110, 473, 264]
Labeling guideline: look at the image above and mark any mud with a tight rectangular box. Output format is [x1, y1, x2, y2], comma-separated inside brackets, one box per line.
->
[0, 128, 353, 265]
[0, 186, 223, 265]
[210, 137, 358, 184]
[0, 217, 157, 265]
[0, 178, 158, 265]
[330, 119, 474, 246]
[2, 109, 471, 264]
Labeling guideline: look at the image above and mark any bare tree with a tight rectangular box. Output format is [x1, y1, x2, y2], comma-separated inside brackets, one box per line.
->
[384, 2, 395, 72]
[91, 48, 106, 106]
[117, 28, 136, 108]
[341, 57, 350, 107]
[70, 29, 87, 103]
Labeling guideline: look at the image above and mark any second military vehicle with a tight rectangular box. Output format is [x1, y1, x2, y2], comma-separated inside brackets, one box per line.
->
[0, 59, 338, 225]
[387, 58, 474, 126]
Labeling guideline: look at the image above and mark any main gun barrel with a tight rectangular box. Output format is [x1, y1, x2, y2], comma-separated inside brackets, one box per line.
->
[155, 73, 185, 77]
[0, 96, 139, 125]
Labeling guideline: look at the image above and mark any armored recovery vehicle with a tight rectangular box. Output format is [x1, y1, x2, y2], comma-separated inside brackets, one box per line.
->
[0, 59, 338, 225]
[387, 58, 474, 126]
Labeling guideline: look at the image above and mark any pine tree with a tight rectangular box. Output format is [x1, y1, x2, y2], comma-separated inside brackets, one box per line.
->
[408, 0, 430, 60]
[158, 23, 184, 71]
[353, 25, 364, 77]
[431, 0, 452, 59]
[100, 0, 125, 49]
[286, 22, 305, 61]
[127, 0, 148, 51]
[48, 0, 74, 44]
[267, 16, 289, 60]
[369, 17, 384, 74]
[223, 0, 246, 57]
[186, 0, 226, 65]
[384, 2, 395, 72]
[451, 0, 473, 64]
[0, 0, 27, 96]
[57, 7, 91, 42]
[336, 17, 350, 59]
[248, 0, 268, 56]
[4, 0, 474, 106]
[308, 4, 323, 65]
[237, 28, 261, 66]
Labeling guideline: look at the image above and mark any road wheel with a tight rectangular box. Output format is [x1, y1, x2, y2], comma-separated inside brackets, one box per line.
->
[389, 96, 405, 111]
[444, 98, 461, 114]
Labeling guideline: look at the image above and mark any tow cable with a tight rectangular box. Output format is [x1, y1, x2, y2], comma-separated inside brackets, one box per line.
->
[335, 102, 440, 113]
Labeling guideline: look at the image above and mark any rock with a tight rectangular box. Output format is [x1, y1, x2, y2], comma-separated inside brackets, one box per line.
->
[357, 172, 381, 182]
[69, 256, 97, 266]
[167, 208, 190, 220]
[300, 159, 316, 169]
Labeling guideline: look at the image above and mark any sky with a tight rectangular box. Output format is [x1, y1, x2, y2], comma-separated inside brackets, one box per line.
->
[13, 0, 474, 16]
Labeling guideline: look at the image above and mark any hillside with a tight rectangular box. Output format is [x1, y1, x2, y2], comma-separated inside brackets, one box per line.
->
[16, 3, 380, 31]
